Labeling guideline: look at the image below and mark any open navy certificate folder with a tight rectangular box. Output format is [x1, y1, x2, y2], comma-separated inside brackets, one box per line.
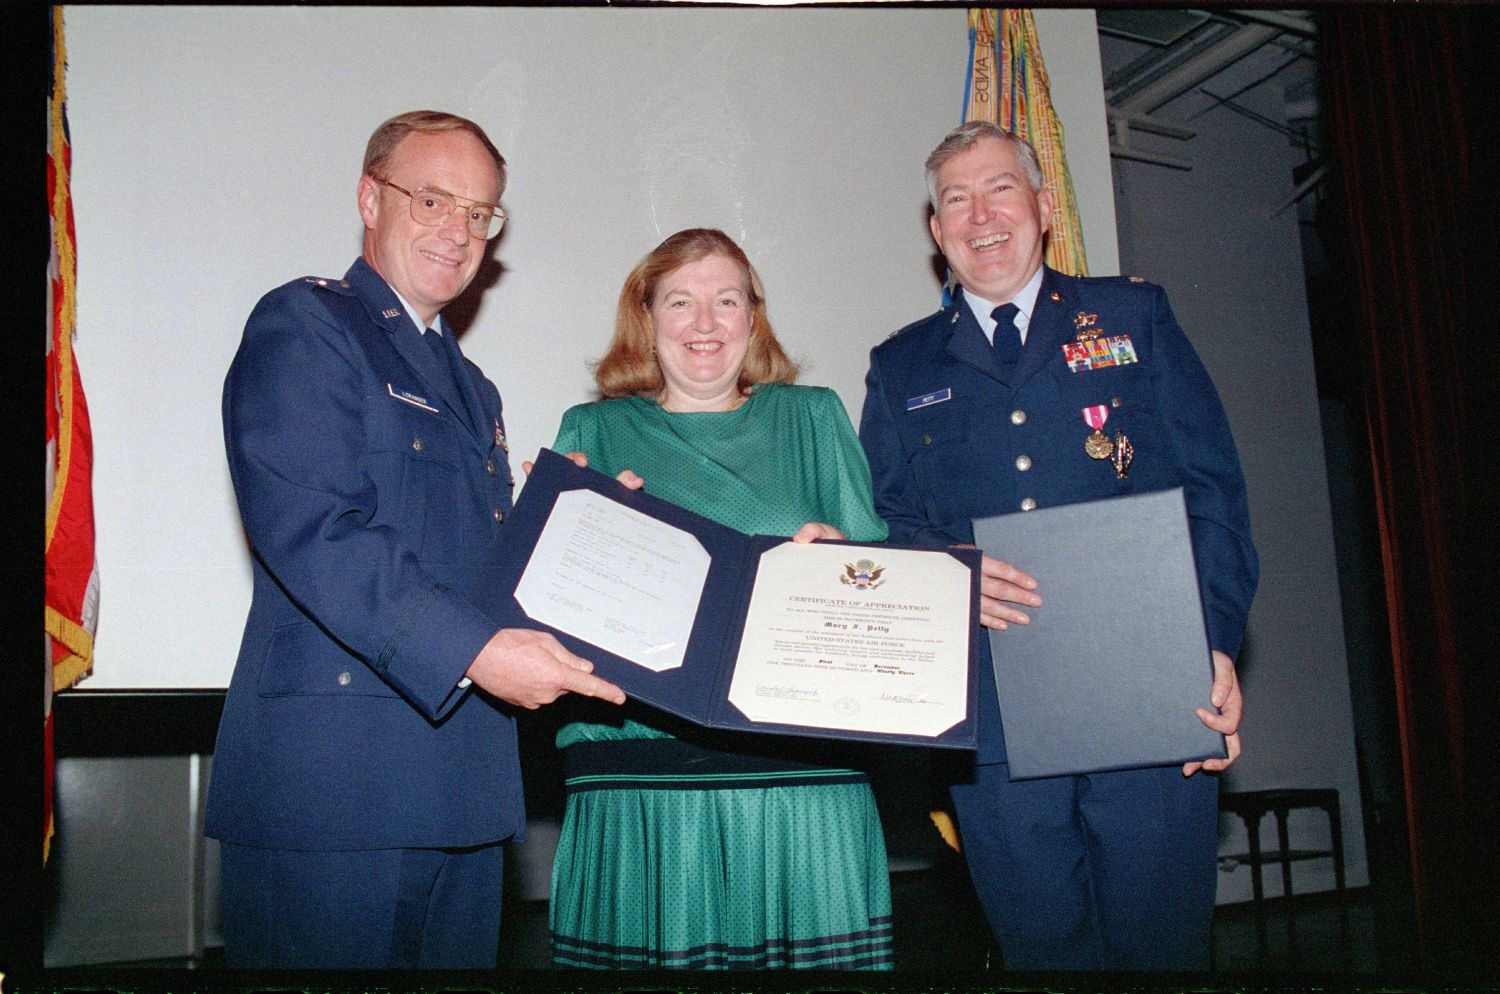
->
[470, 448, 980, 749]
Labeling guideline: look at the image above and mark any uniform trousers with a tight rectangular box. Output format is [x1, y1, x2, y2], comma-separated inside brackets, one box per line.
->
[220, 841, 504, 969]
[949, 762, 1218, 971]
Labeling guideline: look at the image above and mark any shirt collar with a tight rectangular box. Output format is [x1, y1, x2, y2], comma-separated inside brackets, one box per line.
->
[960, 266, 1045, 343]
[389, 287, 442, 336]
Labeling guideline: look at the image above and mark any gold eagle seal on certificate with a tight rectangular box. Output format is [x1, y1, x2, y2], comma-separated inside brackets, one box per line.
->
[841, 559, 886, 589]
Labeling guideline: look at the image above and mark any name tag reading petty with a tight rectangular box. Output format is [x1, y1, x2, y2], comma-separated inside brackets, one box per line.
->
[906, 388, 952, 412]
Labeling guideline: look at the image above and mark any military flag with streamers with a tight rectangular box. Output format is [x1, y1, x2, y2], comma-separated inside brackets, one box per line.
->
[46, 5, 98, 863]
[964, 8, 1089, 277]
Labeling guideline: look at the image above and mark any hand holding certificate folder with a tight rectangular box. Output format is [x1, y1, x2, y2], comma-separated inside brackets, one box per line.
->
[472, 449, 981, 748]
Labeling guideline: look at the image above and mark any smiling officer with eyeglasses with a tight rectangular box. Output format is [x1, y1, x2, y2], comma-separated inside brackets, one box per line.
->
[208, 110, 624, 970]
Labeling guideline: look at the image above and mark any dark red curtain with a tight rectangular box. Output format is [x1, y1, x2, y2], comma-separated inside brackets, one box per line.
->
[1320, 6, 1500, 975]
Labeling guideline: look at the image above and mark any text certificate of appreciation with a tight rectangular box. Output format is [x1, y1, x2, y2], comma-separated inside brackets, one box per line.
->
[727, 544, 972, 737]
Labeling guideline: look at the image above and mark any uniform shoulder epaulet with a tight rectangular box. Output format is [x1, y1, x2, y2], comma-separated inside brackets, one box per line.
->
[1075, 273, 1156, 289]
[884, 306, 949, 343]
[301, 276, 353, 292]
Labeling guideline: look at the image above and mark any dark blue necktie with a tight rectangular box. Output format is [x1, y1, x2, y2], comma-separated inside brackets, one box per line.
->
[422, 328, 469, 425]
[991, 303, 1022, 379]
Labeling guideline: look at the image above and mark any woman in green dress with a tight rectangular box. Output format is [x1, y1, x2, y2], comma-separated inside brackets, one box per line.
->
[546, 228, 895, 970]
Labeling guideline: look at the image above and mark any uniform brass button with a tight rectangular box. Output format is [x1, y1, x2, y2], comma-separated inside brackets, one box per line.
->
[486, 459, 496, 476]
[337, 671, 352, 686]
[339, 280, 351, 288]
[923, 434, 932, 445]
[412, 437, 424, 452]
[493, 507, 505, 523]
[1015, 455, 1032, 471]
[1111, 396, 1123, 408]
[1020, 497, 1037, 512]
[1010, 409, 1027, 426]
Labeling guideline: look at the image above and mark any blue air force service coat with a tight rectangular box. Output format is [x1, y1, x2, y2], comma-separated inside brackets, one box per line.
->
[859, 268, 1258, 763]
[206, 257, 522, 851]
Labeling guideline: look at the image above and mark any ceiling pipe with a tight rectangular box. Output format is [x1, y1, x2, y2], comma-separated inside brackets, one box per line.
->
[1229, 9, 1317, 38]
[1271, 162, 1327, 218]
[1106, 21, 1239, 104]
[1109, 113, 1194, 170]
[1116, 24, 1282, 115]
[1109, 145, 1194, 171]
[1109, 110, 1196, 141]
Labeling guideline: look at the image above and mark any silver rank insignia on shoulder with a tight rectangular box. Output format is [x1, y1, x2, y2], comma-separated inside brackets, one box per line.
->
[382, 308, 400, 319]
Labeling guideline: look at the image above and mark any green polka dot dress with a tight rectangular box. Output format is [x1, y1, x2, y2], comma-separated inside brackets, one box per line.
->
[547, 384, 896, 970]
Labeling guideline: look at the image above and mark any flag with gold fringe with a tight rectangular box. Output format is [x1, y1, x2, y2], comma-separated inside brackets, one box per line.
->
[965, 8, 1089, 277]
[46, 5, 98, 863]
[928, 8, 1091, 855]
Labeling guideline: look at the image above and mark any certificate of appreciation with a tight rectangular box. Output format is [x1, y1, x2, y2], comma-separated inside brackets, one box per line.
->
[471, 449, 980, 748]
[728, 544, 972, 738]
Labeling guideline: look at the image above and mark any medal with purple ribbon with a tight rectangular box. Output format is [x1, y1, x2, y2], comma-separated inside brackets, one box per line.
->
[1082, 405, 1114, 460]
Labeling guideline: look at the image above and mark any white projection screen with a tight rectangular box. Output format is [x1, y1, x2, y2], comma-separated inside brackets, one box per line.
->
[64, 6, 1117, 689]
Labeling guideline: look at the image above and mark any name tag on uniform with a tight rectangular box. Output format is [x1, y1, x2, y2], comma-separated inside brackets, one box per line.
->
[388, 383, 438, 413]
[906, 388, 952, 411]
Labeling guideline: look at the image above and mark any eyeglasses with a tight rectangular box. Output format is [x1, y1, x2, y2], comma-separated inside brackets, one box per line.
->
[374, 178, 507, 240]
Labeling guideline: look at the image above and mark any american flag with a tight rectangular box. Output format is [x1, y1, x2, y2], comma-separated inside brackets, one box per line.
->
[46, 5, 99, 863]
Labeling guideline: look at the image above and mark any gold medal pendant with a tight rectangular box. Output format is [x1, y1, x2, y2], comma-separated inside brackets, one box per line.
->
[1085, 429, 1114, 460]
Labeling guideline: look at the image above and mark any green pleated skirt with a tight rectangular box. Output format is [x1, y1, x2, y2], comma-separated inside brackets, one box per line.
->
[549, 781, 895, 970]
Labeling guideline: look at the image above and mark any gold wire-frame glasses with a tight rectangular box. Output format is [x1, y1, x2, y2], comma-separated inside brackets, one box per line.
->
[374, 178, 507, 240]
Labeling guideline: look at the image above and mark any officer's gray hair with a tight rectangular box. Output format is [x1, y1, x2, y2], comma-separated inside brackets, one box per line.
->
[363, 110, 507, 195]
[925, 121, 1044, 207]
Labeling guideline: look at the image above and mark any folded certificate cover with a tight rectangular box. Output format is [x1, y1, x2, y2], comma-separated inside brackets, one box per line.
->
[471, 448, 980, 749]
[972, 488, 1227, 778]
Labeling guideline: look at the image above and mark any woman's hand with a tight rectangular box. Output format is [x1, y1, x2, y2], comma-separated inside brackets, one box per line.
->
[523, 451, 644, 490]
[791, 521, 846, 543]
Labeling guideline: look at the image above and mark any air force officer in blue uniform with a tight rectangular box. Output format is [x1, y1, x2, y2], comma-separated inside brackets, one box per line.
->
[859, 121, 1256, 970]
[207, 111, 624, 969]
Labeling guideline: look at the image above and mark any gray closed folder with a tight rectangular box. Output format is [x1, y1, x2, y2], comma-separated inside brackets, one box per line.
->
[972, 487, 1226, 780]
